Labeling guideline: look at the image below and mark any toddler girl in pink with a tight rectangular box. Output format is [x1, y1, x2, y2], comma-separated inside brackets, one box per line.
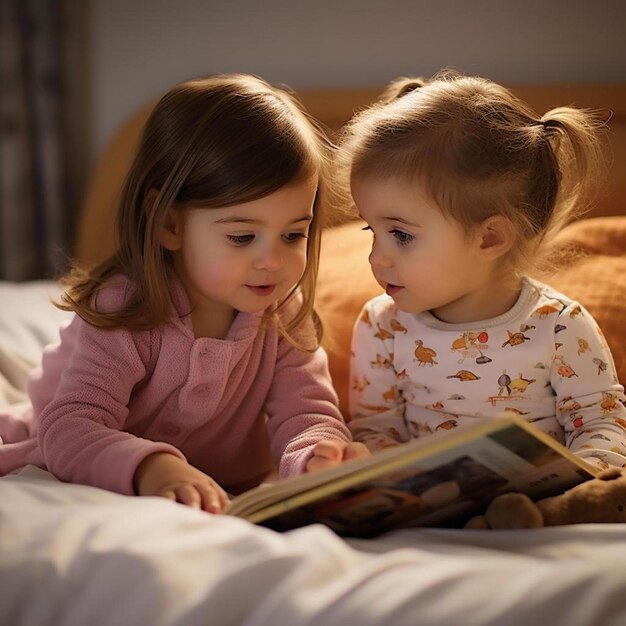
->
[0, 74, 367, 512]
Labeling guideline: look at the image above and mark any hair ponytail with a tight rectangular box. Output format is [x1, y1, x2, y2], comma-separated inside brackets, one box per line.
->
[378, 77, 427, 103]
[337, 70, 609, 281]
[538, 107, 607, 236]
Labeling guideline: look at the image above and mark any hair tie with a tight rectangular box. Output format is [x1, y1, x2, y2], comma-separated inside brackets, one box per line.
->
[396, 82, 423, 99]
[539, 119, 562, 140]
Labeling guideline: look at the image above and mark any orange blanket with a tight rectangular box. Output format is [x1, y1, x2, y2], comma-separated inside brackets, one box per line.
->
[317, 216, 626, 416]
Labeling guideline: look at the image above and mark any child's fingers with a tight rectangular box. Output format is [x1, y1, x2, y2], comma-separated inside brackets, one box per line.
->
[307, 440, 371, 472]
[198, 489, 222, 514]
[306, 455, 338, 473]
[158, 489, 178, 502]
[175, 483, 202, 510]
[194, 476, 230, 513]
[313, 440, 344, 460]
[197, 482, 229, 514]
[343, 442, 371, 460]
[215, 484, 230, 509]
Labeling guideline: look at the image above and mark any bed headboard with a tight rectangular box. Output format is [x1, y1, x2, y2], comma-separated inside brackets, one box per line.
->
[76, 83, 626, 268]
[297, 84, 626, 217]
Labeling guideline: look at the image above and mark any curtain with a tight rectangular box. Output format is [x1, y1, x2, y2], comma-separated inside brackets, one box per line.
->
[0, 0, 67, 281]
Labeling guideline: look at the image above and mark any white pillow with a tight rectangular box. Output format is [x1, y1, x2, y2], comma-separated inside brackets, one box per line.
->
[0, 281, 72, 408]
[0, 280, 71, 362]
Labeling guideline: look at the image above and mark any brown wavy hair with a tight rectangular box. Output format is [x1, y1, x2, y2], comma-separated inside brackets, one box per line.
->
[337, 70, 607, 279]
[59, 74, 336, 350]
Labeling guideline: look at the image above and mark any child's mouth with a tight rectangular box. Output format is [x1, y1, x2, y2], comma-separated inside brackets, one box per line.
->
[247, 284, 276, 296]
[385, 283, 403, 296]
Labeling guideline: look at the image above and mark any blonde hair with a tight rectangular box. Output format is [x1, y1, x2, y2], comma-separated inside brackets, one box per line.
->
[338, 71, 607, 278]
[60, 74, 335, 350]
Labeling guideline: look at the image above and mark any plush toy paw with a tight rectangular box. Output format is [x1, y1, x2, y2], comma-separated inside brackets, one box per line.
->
[464, 515, 489, 529]
[486, 492, 544, 529]
[465, 467, 626, 530]
[465, 492, 543, 530]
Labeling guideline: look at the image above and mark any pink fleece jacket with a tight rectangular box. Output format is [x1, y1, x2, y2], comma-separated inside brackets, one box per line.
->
[0, 273, 351, 494]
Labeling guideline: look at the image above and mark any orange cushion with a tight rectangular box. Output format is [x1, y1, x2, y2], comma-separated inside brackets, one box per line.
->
[317, 222, 381, 416]
[75, 104, 153, 269]
[317, 217, 626, 418]
[550, 217, 626, 390]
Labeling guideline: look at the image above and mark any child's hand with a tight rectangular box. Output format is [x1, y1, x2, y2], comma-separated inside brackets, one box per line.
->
[134, 452, 230, 514]
[306, 440, 370, 473]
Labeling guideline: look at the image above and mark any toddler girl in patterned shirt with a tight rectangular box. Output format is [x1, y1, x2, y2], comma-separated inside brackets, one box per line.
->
[339, 71, 626, 470]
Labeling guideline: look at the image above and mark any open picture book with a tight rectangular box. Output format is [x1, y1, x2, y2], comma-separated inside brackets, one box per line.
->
[225, 416, 597, 537]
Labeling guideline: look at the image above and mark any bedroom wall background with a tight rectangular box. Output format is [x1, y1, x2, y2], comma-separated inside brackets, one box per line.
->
[52, 0, 623, 261]
[1, 0, 623, 277]
[87, 0, 626, 171]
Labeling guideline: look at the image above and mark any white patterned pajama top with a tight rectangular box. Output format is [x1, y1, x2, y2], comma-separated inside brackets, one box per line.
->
[349, 278, 626, 469]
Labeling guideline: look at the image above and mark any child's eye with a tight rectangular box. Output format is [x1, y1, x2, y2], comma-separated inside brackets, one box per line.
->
[282, 232, 308, 243]
[361, 225, 373, 232]
[227, 234, 255, 246]
[390, 229, 414, 245]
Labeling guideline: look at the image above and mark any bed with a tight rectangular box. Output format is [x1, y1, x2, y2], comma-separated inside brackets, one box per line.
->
[2, 83, 626, 625]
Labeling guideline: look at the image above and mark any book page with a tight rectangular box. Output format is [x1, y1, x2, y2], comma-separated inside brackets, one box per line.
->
[233, 417, 595, 537]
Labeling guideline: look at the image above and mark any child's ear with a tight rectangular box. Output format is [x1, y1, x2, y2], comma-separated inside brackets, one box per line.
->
[475, 215, 515, 260]
[151, 189, 184, 251]
[160, 211, 183, 251]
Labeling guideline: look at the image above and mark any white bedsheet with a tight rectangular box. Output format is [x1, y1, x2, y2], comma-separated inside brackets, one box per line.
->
[0, 280, 70, 408]
[1, 467, 626, 626]
[2, 280, 626, 625]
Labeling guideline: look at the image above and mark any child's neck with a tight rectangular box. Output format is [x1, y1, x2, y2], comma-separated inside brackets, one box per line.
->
[429, 276, 523, 325]
[190, 304, 236, 339]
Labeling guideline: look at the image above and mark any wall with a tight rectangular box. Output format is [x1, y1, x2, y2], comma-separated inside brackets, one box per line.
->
[88, 0, 626, 170]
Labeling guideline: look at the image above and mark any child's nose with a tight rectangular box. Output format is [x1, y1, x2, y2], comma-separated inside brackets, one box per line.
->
[253, 246, 283, 271]
[369, 243, 392, 269]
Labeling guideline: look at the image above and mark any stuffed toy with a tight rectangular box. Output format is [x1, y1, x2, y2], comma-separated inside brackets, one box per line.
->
[465, 467, 626, 529]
